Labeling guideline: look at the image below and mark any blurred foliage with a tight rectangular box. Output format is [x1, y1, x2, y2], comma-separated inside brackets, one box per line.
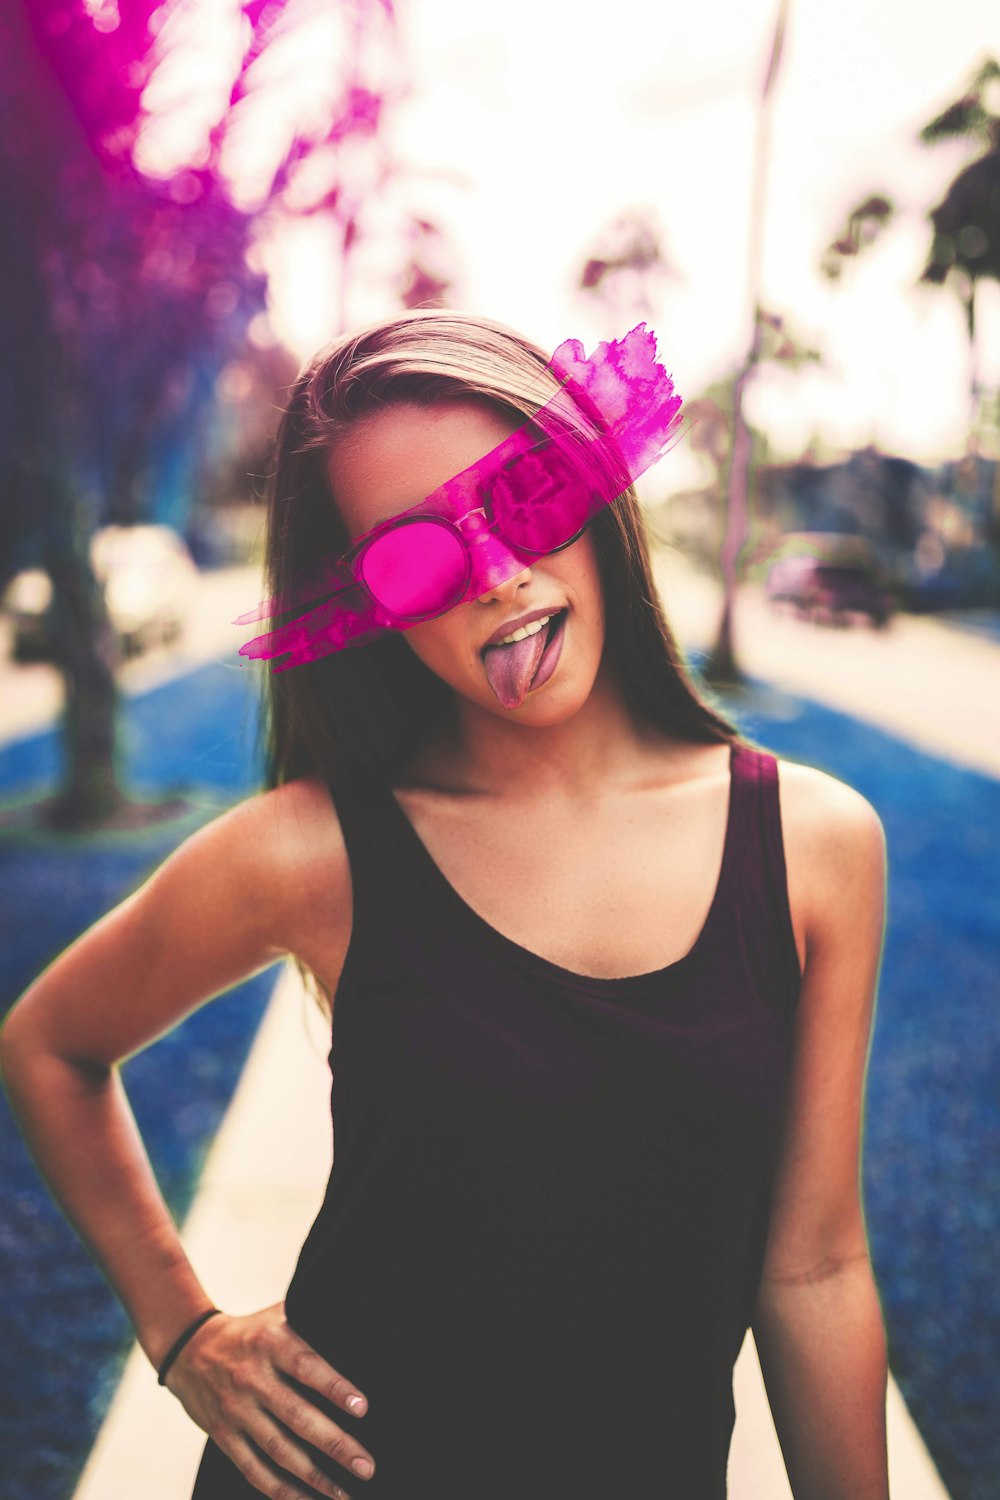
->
[821, 55, 1000, 454]
[0, 0, 407, 582]
[660, 306, 820, 555]
[820, 195, 895, 279]
[822, 56, 1000, 294]
[0, 0, 401, 826]
[920, 59, 1000, 297]
[574, 207, 679, 337]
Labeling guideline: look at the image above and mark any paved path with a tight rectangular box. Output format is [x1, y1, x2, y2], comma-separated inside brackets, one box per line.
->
[6, 556, 975, 1498]
[652, 548, 1000, 780]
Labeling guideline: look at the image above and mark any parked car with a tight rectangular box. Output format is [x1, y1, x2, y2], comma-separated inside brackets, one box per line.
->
[764, 533, 895, 628]
[2, 524, 198, 664]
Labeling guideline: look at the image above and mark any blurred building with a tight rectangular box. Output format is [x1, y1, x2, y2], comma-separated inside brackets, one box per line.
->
[658, 445, 1000, 613]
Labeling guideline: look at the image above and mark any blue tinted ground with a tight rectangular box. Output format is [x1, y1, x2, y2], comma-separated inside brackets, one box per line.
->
[0, 661, 280, 1500]
[1, 658, 998, 1500]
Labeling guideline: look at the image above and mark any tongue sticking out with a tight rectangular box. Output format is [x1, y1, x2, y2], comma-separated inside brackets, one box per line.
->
[482, 622, 550, 709]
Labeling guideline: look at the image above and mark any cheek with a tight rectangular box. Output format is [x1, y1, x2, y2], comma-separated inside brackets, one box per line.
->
[559, 534, 604, 616]
[402, 616, 473, 679]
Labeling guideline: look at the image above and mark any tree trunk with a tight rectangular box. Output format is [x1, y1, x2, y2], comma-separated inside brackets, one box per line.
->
[966, 276, 980, 458]
[703, 0, 789, 689]
[40, 532, 127, 831]
[702, 349, 755, 687]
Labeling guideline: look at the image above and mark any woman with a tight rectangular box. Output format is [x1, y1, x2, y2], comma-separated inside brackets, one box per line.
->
[0, 310, 891, 1499]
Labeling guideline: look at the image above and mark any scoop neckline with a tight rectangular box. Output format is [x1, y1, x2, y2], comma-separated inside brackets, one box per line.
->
[376, 741, 745, 997]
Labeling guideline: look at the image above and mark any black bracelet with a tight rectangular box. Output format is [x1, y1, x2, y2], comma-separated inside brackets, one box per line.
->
[157, 1307, 222, 1387]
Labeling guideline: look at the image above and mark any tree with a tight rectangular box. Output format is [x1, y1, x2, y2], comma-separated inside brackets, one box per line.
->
[575, 207, 679, 338]
[822, 56, 1000, 456]
[672, 316, 820, 565]
[1, 0, 398, 830]
[700, 0, 793, 688]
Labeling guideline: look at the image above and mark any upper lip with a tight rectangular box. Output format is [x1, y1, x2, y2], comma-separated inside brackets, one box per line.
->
[481, 606, 565, 651]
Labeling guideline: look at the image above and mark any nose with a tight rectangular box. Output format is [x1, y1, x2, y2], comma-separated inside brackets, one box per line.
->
[475, 561, 534, 607]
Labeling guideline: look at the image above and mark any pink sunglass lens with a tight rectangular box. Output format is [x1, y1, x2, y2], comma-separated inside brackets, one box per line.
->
[359, 520, 468, 618]
[488, 444, 594, 553]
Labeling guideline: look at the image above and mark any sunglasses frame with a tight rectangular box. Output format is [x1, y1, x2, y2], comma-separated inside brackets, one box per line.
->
[335, 440, 597, 625]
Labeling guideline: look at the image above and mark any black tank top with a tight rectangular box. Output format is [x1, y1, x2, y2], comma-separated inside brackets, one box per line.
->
[192, 739, 801, 1499]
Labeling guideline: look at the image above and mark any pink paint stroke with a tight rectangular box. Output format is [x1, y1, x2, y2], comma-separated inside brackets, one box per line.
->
[234, 323, 685, 671]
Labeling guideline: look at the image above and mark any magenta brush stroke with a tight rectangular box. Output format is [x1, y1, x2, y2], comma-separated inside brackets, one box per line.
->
[234, 323, 685, 672]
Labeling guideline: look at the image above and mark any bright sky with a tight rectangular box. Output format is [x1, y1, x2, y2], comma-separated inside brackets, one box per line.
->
[138, 0, 1000, 471]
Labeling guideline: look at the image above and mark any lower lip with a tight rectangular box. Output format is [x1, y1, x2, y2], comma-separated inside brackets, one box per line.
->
[528, 610, 567, 693]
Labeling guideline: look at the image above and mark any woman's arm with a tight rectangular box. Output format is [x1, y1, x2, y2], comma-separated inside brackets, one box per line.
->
[0, 787, 304, 1371]
[1, 781, 383, 1496]
[751, 766, 891, 1500]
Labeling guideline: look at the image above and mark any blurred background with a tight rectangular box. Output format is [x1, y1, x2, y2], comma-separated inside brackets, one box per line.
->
[1, 1, 998, 1497]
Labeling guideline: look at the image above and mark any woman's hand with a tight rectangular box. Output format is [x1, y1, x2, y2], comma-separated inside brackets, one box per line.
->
[164, 1301, 376, 1499]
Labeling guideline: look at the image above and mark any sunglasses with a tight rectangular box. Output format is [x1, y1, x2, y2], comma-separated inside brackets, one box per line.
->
[235, 322, 685, 671]
[331, 432, 612, 625]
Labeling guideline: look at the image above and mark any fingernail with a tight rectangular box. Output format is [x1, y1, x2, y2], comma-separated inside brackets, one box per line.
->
[352, 1456, 374, 1477]
[347, 1394, 366, 1414]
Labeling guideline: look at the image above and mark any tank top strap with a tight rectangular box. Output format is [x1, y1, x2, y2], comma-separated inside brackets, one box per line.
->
[321, 757, 397, 949]
[324, 757, 378, 862]
[729, 741, 803, 1021]
[724, 740, 761, 885]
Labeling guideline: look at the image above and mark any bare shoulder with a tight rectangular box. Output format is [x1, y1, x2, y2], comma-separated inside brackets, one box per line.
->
[774, 755, 885, 849]
[169, 772, 350, 971]
[235, 773, 350, 967]
[774, 754, 887, 960]
[0, 774, 351, 1069]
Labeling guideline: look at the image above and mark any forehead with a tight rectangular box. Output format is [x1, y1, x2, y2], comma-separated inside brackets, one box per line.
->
[326, 399, 521, 538]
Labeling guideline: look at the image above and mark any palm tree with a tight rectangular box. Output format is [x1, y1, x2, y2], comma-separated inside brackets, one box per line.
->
[700, 0, 791, 688]
[822, 57, 1000, 456]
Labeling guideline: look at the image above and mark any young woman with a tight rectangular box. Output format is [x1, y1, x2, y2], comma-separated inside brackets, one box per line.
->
[1, 310, 891, 1499]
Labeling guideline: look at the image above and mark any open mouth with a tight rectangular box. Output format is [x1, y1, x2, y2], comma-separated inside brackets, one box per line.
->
[480, 609, 567, 660]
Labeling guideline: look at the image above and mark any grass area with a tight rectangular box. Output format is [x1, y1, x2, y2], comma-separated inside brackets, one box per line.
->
[1, 658, 997, 1499]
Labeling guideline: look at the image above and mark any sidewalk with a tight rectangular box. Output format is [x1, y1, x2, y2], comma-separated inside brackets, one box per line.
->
[14, 554, 977, 1499]
[651, 548, 1000, 780]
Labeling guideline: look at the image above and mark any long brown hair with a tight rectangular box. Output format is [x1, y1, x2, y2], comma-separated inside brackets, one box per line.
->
[250, 308, 745, 1012]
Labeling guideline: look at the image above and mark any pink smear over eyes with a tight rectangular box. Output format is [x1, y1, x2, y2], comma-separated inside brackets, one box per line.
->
[233, 323, 685, 671]
[361, 519, 467, 619]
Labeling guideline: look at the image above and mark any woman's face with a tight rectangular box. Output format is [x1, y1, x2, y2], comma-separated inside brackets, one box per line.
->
[326, 399, 607, 721]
